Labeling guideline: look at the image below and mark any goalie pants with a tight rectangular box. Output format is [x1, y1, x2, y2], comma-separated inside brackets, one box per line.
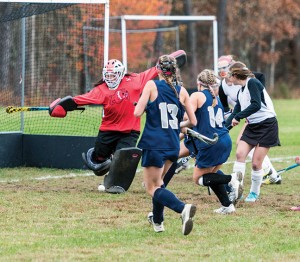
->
[94, 130, 140, 159]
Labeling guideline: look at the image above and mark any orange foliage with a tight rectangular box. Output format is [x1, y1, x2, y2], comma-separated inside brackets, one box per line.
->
[225, 0, 300, 66]
[109, 0, 172, 71]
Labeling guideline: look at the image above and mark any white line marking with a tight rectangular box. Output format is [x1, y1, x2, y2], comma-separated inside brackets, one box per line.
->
[0, 172, 94, 183]
[0, 156, 297, 184]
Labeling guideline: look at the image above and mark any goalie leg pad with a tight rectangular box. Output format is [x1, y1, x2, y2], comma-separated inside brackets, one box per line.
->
[82, 148, 111, 176]
[104, 147, 142, 193]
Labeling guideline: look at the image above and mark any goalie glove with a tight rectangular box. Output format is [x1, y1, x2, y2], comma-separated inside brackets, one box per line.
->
[49, 95, 78, 117]
[169, 50, 187, 68]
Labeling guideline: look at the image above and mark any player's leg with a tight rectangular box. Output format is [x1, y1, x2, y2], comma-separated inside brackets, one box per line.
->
[143, 150, 196, 235]
[103, 131, 141, 193]
[115, 130, 140, 150]
[163, 141, 190, 186]
[245, 146, 269, 202]
[261, 155, 282, 184]
[194, 167, 242, 214]
[103, 147, 142, 193]
[82, 131, 117, 176]
[248, 149, 282, 185]
[175, 136, 196, 174]
[233, 140, 253, 185]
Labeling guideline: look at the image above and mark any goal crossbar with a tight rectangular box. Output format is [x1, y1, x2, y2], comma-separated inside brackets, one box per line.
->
[0, 1, 109, 3]
[120, 15, 218, 73]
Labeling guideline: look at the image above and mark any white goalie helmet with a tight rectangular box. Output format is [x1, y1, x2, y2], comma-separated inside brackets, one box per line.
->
[102, 59, 125, 89]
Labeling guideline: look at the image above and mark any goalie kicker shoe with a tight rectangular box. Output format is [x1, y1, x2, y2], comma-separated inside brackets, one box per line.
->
[262, 169, 282, 185]
[147, 212, 165, 233]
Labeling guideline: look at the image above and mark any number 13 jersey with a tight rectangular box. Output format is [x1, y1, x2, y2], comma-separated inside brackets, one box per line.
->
[138, 80, 184, 151]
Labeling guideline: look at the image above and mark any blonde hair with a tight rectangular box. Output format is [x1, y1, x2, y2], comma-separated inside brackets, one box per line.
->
[197, 69, 219, 107]
[157, 55, 181, 98]
[229, 61, 254, 80]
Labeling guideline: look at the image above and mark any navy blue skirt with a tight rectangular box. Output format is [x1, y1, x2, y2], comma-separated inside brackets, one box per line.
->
[195, 133, 232, 168]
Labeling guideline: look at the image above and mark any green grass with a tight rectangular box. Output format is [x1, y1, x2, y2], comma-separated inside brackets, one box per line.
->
[0, 99, 300, 261]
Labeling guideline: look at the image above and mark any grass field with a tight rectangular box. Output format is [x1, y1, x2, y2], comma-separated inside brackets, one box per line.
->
[0, 99, 300, 261]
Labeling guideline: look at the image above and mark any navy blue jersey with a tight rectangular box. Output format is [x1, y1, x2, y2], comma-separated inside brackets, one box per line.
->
[138, 80, 184, 151]
[193, 89, 229, 150]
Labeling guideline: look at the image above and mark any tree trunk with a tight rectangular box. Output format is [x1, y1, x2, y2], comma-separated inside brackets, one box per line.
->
[269, 36, 276, 94]
[217, 0, 227, 56]
[183, 0, 197, 84]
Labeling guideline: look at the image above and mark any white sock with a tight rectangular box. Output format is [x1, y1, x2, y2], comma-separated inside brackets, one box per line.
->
[269, 165, 278, 178]
[198, 176, 204, 186]
[250, 169, 264, 195]
[233, 161, 246, 184]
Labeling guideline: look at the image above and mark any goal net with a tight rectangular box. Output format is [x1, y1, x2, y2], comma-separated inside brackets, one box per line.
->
[82, 15, 218, 92]
[119, 15, 218, 91]
[0, 1, 109, 137]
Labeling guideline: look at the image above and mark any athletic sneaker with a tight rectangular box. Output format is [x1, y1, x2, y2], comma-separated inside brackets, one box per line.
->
[175, 156, 190, 174]
[214, 204, 236, 215]
[228, 172, 244, 203]
[290, 205, 300, 211]
[147, 212, 165, 233]
[245, 192, 259, 202]
[262, 174, 282, 185]
[181, 204, 197, 235]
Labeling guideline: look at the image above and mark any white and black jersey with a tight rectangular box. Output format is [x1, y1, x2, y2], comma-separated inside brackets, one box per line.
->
[219, 72, 265, 113]
[226, 77, 276, 125]
[226, 77, 280, 147]
[219, 79, 241, 111]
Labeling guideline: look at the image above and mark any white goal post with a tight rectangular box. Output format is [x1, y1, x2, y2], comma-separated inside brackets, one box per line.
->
[120, 15, 218, 73]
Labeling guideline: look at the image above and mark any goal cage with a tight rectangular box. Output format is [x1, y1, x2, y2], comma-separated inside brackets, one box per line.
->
[117, 15, 218, 91]
[0, 0, 109, 168]
[83, 15, 218, 93]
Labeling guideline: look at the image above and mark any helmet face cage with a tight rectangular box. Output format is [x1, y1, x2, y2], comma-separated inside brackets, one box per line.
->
[156, 55, 177, 77]
[103, 59, 125, 89]
[217, 55, 234, 79]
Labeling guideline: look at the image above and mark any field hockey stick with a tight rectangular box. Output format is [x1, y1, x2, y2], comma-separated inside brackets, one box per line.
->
[186, 128, 219, 145]
[277, 163, 299, 175]
[6, 106, 85, 114]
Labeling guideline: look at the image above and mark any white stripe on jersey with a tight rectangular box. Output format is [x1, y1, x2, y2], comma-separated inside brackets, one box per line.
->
[221, 79, 242, 108]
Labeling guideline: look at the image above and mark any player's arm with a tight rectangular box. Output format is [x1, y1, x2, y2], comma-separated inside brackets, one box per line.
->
[219, 84, 230, 112]
[179, 87, 197, 129]
[233, 79, 262, 122]
[134, 80, 156, 117]
[49, 87, 103, 118]
[225, 100, 240, 128]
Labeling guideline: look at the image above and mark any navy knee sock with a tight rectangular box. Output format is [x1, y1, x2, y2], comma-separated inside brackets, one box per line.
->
[152, 185, 165, 223]
[216, 170, 232, 192]
[202, 172, 231, 186]
[153, 188, 185, 214]
[163, 162, 177, 187]
[209, 184, 232, 207]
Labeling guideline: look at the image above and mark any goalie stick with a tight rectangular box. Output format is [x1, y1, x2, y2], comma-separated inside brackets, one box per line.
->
[6, 106, 85, 114]
[186, 128, 219, 145]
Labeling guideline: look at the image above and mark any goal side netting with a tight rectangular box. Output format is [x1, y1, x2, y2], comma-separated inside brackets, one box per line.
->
[0, 1, 108, 137]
